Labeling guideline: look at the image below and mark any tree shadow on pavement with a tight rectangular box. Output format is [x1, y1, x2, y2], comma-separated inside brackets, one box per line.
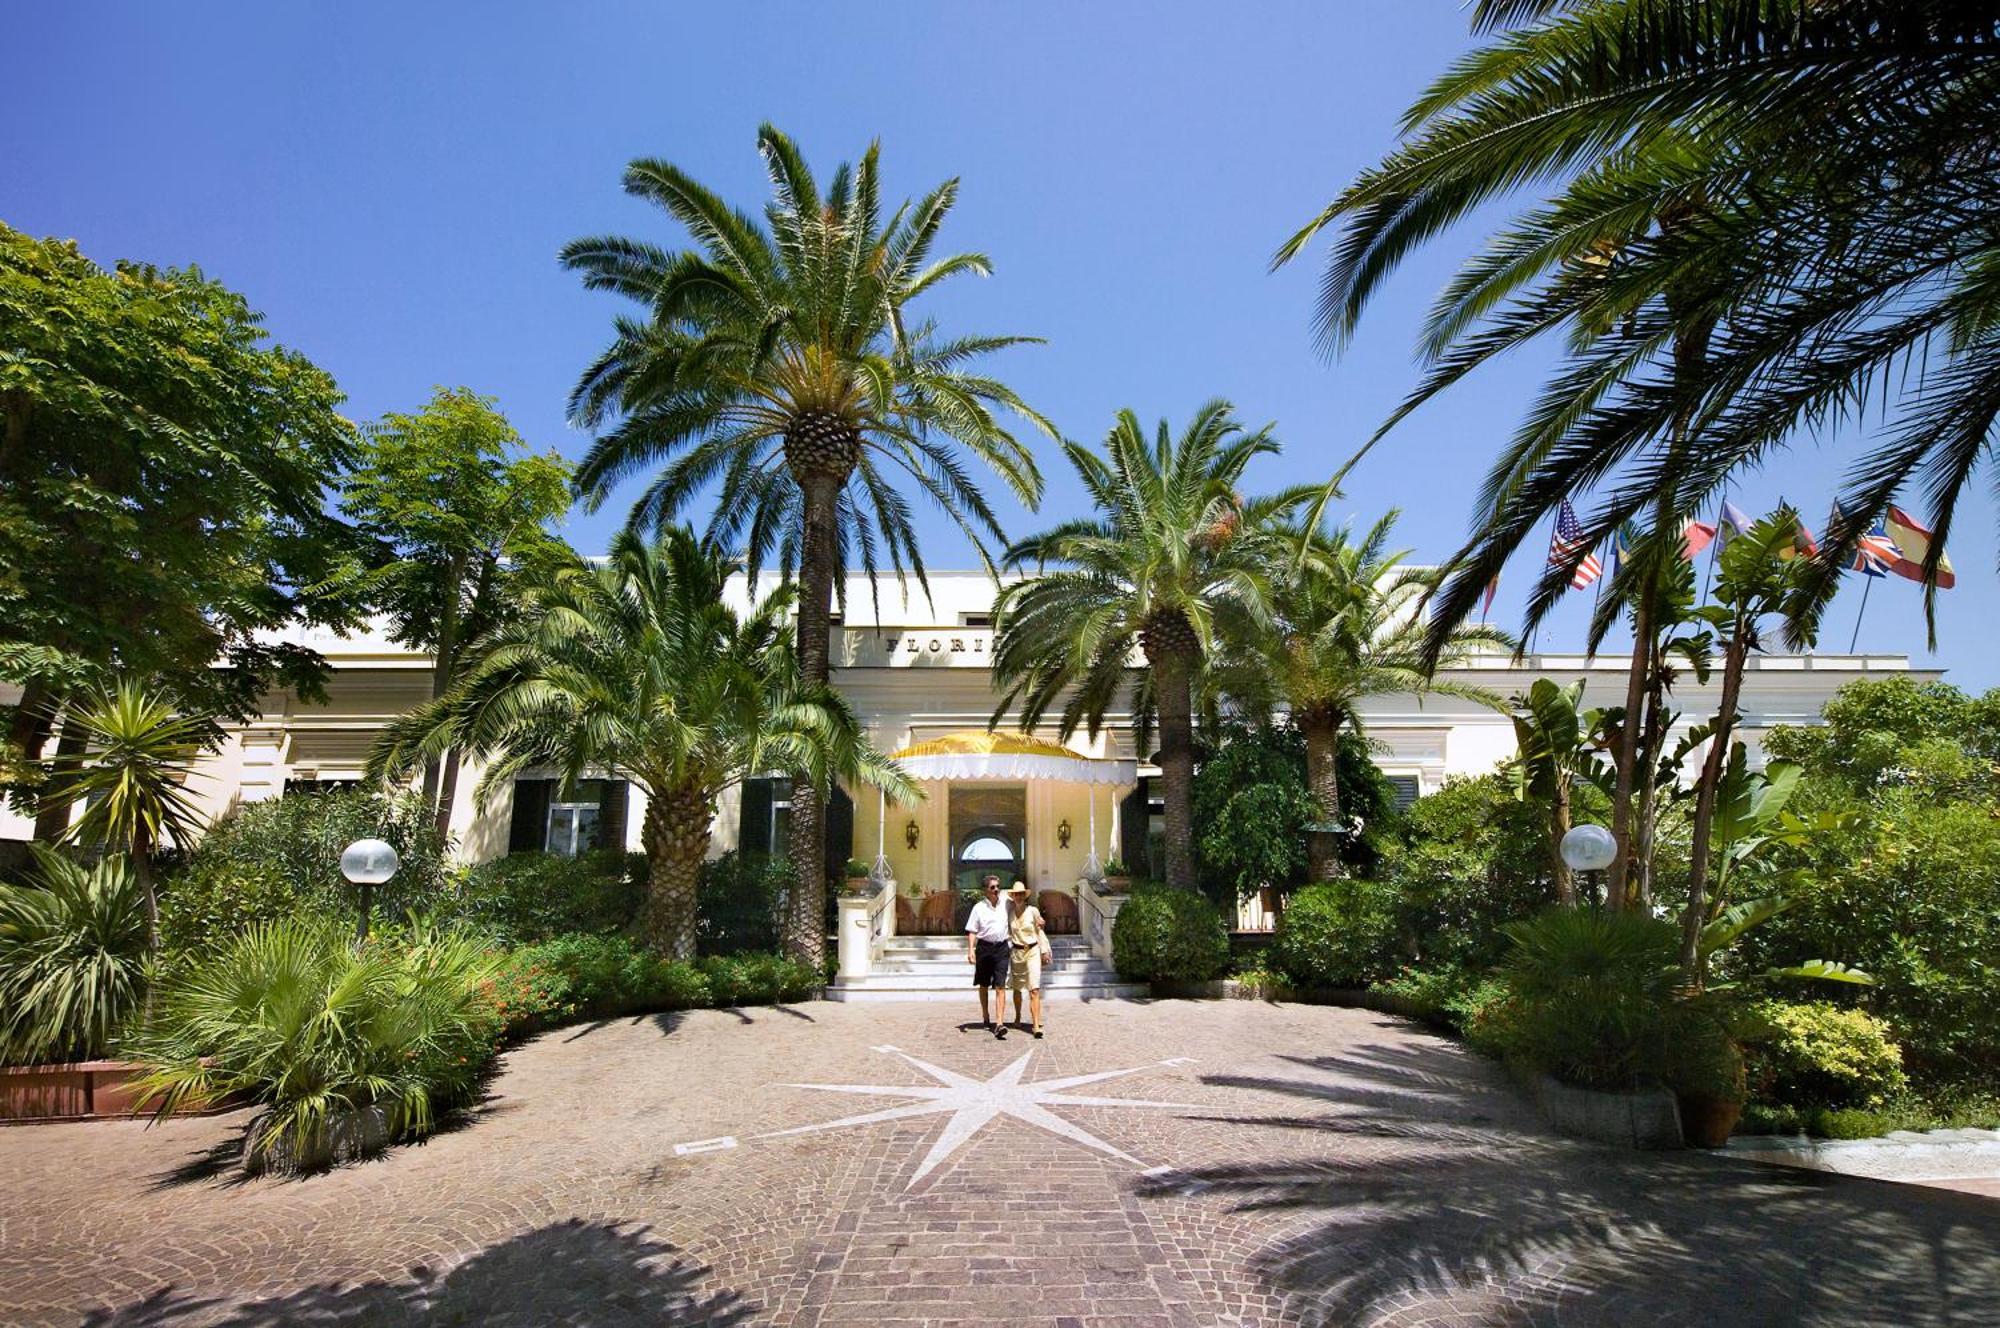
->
[79, 1218, 753, 1327]
[1145, 1040, 2000, 1326]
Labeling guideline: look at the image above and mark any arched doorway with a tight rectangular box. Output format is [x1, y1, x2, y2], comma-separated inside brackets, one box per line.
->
[949, 785, 1026, 894]
[955, 824, 1023, 891]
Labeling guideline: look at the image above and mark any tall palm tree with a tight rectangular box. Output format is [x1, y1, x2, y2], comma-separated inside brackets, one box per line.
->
[991, 402, 1312, 891]
[53, 679, 214, 948]
[563, 126, 1052, 963]
[1280, 0, 2000, 641]
[370, 529, 914, 960]
[1224, 514, 1509, 880]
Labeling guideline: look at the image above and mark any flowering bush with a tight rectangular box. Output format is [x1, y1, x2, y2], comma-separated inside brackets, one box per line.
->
[1743, 999, 1908, 1109]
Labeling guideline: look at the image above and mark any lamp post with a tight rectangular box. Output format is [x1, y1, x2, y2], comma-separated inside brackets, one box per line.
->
[339, 838, 400, 945]
[1559, 823, 1618, 906]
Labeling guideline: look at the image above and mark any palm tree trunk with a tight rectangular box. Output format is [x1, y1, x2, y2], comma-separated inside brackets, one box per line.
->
[1681, 622, 1749, 984]
[783, 469, 843, 964]
[132, 825, 159, 952]
[425, 551, 469, 837]
[643, 783, 711, 961]
[1632, 638, 1670, 913]
[1550, 778, 1576, 906]
[1149, 636, 1199, 892]
[1300, 712, 1345, 882]
[1606, 593, 1652, 911]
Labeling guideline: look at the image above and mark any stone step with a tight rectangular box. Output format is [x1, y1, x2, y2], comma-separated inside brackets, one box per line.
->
[836, 969, 1127, 991]
[869, 959, 1106, 975]
[824, 981, 1149, 1003]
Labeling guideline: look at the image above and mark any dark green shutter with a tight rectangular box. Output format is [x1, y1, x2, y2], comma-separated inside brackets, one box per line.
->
[595, 779, 629, 851]
[740, 778, 773, 855]
[823, 783, 854, 881]
[1120, 780, 1148, 874]
[508, 778, 553, 854]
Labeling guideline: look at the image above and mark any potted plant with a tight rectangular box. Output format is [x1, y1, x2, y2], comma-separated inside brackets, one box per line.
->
[842, 858, 872, 892]
[1101, 857, 1132, 893]
[1665, 1000, 1748, 1148]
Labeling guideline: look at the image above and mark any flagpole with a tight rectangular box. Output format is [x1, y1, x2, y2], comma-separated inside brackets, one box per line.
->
[1847, 574, 1873, 654]
[1701, 491, 1725, 604]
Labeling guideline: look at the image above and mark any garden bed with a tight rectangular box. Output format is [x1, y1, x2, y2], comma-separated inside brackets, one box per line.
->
[0, 1060, 148, 1123]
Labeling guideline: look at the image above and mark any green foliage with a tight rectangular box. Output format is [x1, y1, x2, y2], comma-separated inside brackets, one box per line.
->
[136, 920, 500, 1169]
[0, 224, 360, 726]
[1193, 725, 1394, 898]
[484, 935, 817, 1034]
[1742, 999, 1907, 1111]
[1477, 906, 1681, 1091]
[1373, 963, 1508, 1036]
[1766, 678, 2000, 794]
[1269, 879, 1401, 990]
[1110, 886, 1230, 982]
[697, 851, 790, 955]
[698, 953, 821, 1006]
[159, 790, 452, 957]
[0, 848, 150, 1064]
[1374, 775, 1574, 967]
[450, 851, 644, 945]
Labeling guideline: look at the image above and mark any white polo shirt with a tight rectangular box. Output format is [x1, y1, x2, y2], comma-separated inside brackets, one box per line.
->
[965, 897, 1009, 944]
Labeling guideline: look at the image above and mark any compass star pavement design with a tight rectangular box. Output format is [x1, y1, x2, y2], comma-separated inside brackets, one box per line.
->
[719, 1045, 1203, 1188]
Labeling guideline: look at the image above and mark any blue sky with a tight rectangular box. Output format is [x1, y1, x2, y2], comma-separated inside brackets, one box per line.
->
[9, 3, 1993, 685]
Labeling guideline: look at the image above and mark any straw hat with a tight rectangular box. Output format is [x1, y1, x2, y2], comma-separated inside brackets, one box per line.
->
[1006, 881, 1030, 896]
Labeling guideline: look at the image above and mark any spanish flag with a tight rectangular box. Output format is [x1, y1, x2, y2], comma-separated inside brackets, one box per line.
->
[1884, 506, 1956, 589]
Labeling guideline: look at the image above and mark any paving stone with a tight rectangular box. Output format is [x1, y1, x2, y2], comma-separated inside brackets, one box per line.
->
[0, 999, 1995, 1326]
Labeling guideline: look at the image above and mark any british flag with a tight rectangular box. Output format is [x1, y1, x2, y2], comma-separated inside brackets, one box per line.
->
[1832, 500, 1903, 578]
[1548, 500, 1602, 590]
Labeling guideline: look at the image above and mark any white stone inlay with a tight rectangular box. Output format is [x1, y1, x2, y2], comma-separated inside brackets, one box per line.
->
[673, 1136, 739, 1155]
[751, 1048, 1201, 1189]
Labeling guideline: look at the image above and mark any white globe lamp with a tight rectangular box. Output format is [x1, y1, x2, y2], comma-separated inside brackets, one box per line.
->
[1559, 823, 1618, 873]
[339, 838, 400, 943]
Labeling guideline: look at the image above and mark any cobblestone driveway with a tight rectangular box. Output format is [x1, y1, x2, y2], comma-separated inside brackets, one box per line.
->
[2, 998, 1995, 1327]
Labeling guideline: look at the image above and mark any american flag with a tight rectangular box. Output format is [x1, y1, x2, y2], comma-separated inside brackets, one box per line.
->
[1548, 500, 1602, 589]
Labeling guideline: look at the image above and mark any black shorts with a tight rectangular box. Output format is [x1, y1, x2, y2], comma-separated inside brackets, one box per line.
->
[973, 938, 1011, 988]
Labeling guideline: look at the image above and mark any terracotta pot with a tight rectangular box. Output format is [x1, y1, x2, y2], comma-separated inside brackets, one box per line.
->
[1678, 1093, 1744, 1148]
[1102, 875, 1132, 894]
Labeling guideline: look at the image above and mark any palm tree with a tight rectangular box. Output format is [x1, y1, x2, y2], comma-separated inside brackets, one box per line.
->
[992, 402, 1312, 891]
[563, 126, 1051, 963]
[1280, 0, 2000, 640]
[53, 679, 214, 948]
[1226, 514, 1509, 881]
[370, 529, 914, 960]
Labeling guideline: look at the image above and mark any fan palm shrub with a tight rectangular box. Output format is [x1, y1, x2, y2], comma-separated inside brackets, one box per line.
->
[1223, 512, 1507, 880]
[0, 847, 150, 1065]
[372, 528, 912, 960]
[564, 126, 1052, 962]
[49, 679, 213, 946]
[136, 919, 499, 1171]
[991, 402, 1312, 890]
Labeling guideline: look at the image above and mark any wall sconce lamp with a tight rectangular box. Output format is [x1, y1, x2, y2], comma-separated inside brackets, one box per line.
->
[904, 819, 920, 850]
[1057, 818, 1072, 850]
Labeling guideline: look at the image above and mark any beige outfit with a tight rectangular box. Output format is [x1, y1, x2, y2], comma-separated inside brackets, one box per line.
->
[1007, 904, 1049, 991]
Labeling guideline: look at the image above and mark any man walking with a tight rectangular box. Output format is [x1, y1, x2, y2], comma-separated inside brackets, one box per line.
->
[965, 873, 1011, 1038]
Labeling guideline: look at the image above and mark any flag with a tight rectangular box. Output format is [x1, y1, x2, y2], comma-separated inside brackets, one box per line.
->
[1479, 573, 1499, 621]
[1605, 525, 1635, 580]
[1775, 502, 1819, 562]
[1885, 506, 1957, 589]
[1549, 500, 1602, 589]
[1680, 518, 1717, 561]
[1831, 501, 1901, 578]
[1716, 500, 1754, 548]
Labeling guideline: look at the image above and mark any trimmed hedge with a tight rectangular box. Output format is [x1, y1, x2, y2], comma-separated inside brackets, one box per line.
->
[451, 851, 645, 944]
[1111, 886, 1229, 982]
[484, 934, 818, 1035]
[1269, 879, 1401, 990]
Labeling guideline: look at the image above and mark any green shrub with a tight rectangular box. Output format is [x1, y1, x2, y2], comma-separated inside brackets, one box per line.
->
[696, 851, 789, 955]
[1193, 725, 1397, 901]
[136, 919, 500, 1170]
[450, 850, 644, 944]
[1477, 906, 1680, 1091]
[699, 953, 820, 1006]
[1813, 1107, 1896, 1140]
[1269, 879, 1400, 990]
[0, 848, 151, 1065]
[1111, 886, 1229, 982]
[159, 790, 451, 956]
[1743, 999, 1908, 1109]
[1374, 963, 1507, 1036]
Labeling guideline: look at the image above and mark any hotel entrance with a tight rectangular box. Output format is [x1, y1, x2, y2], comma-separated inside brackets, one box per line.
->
[949, 784, 1026, 891]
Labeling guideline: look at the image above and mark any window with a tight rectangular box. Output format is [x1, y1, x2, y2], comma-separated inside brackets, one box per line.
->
[959, 834, 1014, 862]
[769, 788, 792, 856]
[958, 613, 992, 627]
[285, 777, 359, 796]
[545, 801, 601, 858]
[1386, 775, 1421, 811]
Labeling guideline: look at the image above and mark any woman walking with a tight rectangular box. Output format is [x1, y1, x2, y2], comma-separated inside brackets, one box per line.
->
[1005, 881, 1052, 1038]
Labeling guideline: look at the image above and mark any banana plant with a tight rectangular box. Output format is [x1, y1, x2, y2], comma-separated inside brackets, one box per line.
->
[1505, 678, 1611, 905]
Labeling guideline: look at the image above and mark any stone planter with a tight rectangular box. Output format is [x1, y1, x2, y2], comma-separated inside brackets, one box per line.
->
[1102, 875, 1131, 894]
[243, 1103, 395, 1176]
[1534, 1075, 1684, 1150]
[1678, 1094, 1744, 1148]
[0, 1060, 149, 1123]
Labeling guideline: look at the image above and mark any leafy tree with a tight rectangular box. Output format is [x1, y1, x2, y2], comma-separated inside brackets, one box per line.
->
[1193, 723, 1395, 903]
[562, 127, 1052, 963]
[0, 225, 358, 830]
[1278, 0, 2000, 642]
[1505, 679, 1610, 906]
[1224, 512, 1506, 880]
[341, 387, 572, 834]
[51, 680, 215, 947]
[372, 528, 914, 959]
[992, 403, 1313, 891]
